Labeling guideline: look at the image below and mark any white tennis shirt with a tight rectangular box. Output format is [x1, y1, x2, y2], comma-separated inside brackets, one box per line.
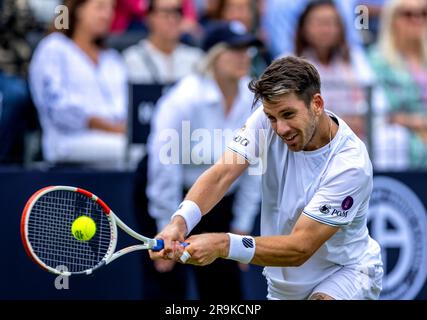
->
[227, 107, 382, 300]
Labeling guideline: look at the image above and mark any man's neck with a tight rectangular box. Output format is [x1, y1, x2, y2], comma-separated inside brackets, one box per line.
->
[322, 113, 338, 146]
[305, 113, 338, 151]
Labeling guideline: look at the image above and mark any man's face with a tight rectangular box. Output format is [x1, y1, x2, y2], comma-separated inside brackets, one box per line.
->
[263, 93, 323, 152]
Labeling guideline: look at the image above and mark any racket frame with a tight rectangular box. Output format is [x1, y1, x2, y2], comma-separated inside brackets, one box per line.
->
[21, 186, 161, 276]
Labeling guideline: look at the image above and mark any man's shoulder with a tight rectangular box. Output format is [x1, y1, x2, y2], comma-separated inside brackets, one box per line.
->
[325, 118, 373, 179]
[331, 143, 373, 184]
[248, 105, 267, 122]
[334, 115, 369, 157]
[338, 130, 370, 163]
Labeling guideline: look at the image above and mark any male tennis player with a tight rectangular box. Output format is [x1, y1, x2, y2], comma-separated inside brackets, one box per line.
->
[150, 56, 383, 300]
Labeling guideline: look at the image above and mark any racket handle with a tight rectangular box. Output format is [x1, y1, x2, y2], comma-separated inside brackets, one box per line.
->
[151, 239, 188, 251]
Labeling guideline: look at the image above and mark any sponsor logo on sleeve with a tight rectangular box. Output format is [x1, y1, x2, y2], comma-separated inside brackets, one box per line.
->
[319, 204, 348, 217]
[330, 208, 348, 218]
[319, 204, 331, 214]
[233, 135, 250, 147]
[341, 196, 354, 210]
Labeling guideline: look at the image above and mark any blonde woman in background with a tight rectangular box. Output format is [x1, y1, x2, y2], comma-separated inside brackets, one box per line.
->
[369, 0, 427, 170]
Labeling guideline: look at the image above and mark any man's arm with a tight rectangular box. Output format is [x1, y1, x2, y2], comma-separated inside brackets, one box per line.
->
[184, 150, 250, 215]
[150, 150, 249, 259]
[180, 214, 338, 267]
[251, 214, 338, 266]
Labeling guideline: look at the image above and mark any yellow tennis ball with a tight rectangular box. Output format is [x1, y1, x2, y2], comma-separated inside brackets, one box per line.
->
[71, 216, 96, 241]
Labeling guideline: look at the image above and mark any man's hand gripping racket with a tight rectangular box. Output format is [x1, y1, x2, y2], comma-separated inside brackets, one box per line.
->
[149, 215, 192, 263]
[20, 186, 188, 276]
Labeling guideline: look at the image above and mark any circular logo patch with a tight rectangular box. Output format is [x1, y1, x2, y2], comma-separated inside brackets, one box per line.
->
[368, 176, 427, 300]
[319, 204, 331, 214]
[341, 196, 354, 210]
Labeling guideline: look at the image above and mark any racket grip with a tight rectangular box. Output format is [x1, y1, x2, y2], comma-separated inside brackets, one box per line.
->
[151, 239, 188, 251]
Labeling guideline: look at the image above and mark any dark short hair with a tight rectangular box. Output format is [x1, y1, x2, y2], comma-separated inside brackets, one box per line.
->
[249, 56, 321, 108]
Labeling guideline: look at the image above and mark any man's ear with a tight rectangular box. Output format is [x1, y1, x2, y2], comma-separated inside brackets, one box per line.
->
[311, 93, 324, 116]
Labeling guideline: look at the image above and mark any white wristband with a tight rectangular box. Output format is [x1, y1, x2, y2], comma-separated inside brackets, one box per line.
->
[171, 200, 202, 236]
[226, 233, 256, 264]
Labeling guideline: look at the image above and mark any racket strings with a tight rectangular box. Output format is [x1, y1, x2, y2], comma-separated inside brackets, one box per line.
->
[26, 190, 113, 273]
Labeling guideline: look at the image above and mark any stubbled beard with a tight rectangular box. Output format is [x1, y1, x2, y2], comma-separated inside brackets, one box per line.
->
[303, 118, 317, 150]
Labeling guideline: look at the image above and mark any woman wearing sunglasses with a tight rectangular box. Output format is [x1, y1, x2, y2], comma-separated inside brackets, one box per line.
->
[369, 0, 427, 170]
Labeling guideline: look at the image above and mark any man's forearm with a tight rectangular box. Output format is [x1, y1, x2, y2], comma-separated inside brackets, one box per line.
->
[185, 165, 234, 215]
[184, 151, 249, 215]
[250, 235, 311, 267]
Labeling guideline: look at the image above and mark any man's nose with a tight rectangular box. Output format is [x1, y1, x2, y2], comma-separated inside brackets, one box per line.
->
[276, 119, 291, 136]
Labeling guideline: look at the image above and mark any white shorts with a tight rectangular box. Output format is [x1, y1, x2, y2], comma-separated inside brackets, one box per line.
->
[309, 264, 384, 300]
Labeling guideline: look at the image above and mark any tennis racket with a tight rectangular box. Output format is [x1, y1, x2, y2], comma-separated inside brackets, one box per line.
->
[20, 186, 188, 276]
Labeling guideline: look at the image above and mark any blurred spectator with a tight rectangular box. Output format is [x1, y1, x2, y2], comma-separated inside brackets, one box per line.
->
[294, 0, 373, 140]
[208, 0, 253, 30]
[122, 0, 203, 83]
[174, 0, 199, 37]
[0, 0, 36, 163]
[29, 0, 128, 166]
[369, 0, 427, 170]
[144, 21, 261, 299]
[195, 0, 219, 25]
[111, 0, 199, 36]
[262, 0, 364, 58]
[204, 0, 271, 77]
[111, 0, 145, 33]
[0, 0, 35, 75]
[355, 0, 386, 45]
[27, 0, 61, 28]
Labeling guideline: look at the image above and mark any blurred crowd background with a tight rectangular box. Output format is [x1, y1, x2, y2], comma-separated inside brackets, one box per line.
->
[2, 0, 427, 170]
[2, 0, 427, 299]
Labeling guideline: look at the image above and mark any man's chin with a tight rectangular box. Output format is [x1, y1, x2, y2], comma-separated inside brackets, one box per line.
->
[285, 142, 303, 152]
